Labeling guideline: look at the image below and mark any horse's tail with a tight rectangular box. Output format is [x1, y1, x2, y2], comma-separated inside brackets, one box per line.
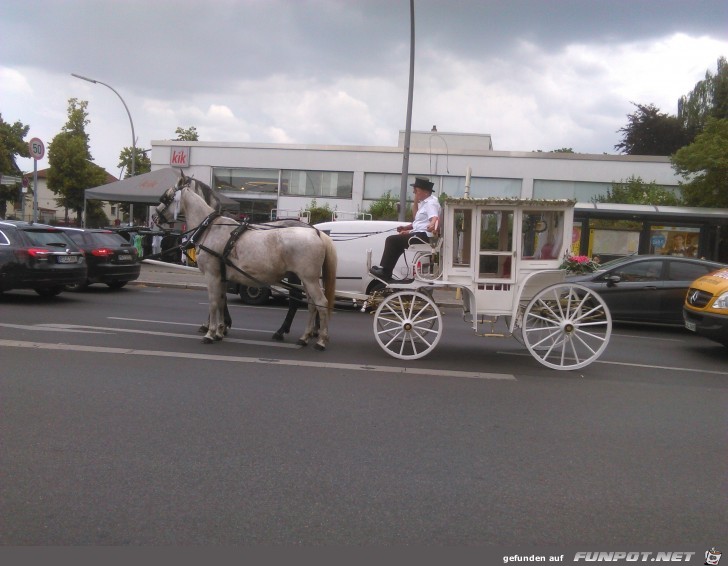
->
[320, 232, 337, 313]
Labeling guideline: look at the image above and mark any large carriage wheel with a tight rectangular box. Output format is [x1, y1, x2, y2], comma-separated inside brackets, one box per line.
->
[373, 291, 443, 360]
[522, 283, 611, 370]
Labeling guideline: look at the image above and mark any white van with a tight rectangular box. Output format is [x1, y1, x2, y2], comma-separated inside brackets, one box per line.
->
[228, 219, 421, 304]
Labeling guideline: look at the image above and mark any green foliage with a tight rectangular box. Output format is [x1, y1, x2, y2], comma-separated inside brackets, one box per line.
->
[304, 199, 334, 224]
[615, 103, 691, 155]
[0, 114, 30, 217]
[47, 99, 108, 221]
[671, 118, 728, 208]
[593, 175, 683, 206]
[175, 126, 199, 141]
[366, 191, 400, 220]
[117, 146, 151, 178]
[678, 56, 728, 138]
[0, 114, 30, 174]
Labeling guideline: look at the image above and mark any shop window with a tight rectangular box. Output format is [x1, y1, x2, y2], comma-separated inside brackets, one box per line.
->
[281, 170, 353, 198]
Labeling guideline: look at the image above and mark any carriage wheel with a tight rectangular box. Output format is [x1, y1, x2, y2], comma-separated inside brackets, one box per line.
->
[373, 291, 443, 360]
[522, 283, 611, 370]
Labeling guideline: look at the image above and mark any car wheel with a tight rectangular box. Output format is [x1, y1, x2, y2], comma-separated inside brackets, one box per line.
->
[107, 281, 128, 289]
[238, 285, 271, 305]
[36, 286, 64, 297]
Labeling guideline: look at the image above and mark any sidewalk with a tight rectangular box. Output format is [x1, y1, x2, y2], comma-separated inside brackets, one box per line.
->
[132, 259, 462, 306]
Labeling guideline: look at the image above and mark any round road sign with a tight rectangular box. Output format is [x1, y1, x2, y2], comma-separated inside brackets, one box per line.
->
[29, 138, 45, 160]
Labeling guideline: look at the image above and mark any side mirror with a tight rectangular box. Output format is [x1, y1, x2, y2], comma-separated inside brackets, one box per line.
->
[606, 275, 621, 287]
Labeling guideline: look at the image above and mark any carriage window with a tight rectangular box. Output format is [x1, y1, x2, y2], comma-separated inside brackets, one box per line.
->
[478, 210, 513, 279]
[451, 209, 473, 267]
[522, 210, 564, 260]
[480, 211, 513, 251]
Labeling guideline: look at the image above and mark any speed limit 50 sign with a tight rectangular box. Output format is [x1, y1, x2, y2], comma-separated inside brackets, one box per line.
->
[29, 137, 45, 160]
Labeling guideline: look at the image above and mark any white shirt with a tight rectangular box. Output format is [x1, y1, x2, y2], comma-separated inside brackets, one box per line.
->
[412, 194, 441, 236]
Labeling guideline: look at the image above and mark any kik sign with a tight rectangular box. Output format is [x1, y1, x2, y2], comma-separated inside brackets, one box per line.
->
[170, 147, 190, 166]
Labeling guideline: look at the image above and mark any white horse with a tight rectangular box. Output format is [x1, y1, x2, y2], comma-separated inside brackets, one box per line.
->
[154, 175, 337, 349]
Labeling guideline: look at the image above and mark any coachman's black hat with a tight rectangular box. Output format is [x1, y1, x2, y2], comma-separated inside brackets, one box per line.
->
[411, 177, 434, 192]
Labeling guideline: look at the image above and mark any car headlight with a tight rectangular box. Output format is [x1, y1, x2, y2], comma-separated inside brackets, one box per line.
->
[712, 290, 728, 310]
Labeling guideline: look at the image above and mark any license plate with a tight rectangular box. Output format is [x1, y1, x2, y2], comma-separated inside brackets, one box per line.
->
[57, 255, 78, 264]
[118, 254, 132, 262]
[685, 321, 696, 332]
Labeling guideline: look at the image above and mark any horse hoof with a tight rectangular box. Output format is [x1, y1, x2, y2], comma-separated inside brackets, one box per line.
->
[202, 337, 213, 344]
[296, 339, 308, 347]
[272, 332, 284, 341]
[314, 343, 326, 351]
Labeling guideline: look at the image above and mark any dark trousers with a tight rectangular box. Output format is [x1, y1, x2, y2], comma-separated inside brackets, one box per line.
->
[379, 231, 428, 276]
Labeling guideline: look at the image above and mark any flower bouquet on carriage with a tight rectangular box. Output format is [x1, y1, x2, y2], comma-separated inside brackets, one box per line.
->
[559, 254, 600, 275]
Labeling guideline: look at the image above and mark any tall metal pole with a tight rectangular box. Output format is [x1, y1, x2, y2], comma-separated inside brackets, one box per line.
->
[398, 0, 415, 221]
[71, 73, 136, 223]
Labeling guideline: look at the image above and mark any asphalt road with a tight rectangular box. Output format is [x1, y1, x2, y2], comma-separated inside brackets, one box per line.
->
[1, 283, 726, 546]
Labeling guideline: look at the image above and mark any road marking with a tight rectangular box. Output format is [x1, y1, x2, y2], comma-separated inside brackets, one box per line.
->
[34, 323, 300, 349]
[109, 316, 272, 334]
[0, 323, 110, 334]
[0, 339, 516, 381]
[499, 351, 728, 376]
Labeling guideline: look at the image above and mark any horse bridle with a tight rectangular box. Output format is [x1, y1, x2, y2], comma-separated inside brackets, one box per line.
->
[153, 177, 193, 226]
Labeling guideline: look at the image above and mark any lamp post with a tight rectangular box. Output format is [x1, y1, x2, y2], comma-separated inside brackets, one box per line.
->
[71, 73, 136, 224]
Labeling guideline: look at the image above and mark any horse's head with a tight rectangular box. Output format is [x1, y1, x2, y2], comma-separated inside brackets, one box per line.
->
[153, 172, 192, 226]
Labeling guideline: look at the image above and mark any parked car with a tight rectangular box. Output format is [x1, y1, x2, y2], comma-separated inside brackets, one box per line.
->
[55, 227, 141, 289]
[567, 254, 726, 325]
[0, 220, 86, 297]
[683, 267, 728, 347]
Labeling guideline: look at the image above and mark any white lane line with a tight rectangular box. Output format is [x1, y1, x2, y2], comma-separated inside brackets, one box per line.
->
[498, 351, 728, 376]
[0, 339, 516, 381]
[36, 324, 300, 349]
[109, 316, 272, 334]
[0, 323, 111, 334]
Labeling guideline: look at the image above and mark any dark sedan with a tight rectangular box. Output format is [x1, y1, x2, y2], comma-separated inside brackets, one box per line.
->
[0, 220, 86, 297]
[567, 254, 726, 325]
[56, 227, 141, 289]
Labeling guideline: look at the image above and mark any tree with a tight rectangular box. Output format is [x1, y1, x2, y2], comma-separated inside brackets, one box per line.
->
[175, 126, 199, 141]
[117, 146, 151, 179]
[615, 103, 690, 155]
[593, 175, 683, 206]
[671, 118, 728, 208]
[0, 114, 30, 218]
[47, 99, 108, 223]
[678, 56, 728, 139]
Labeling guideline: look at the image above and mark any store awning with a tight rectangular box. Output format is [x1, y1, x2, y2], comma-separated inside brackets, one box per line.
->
[84, 167, 240, 213]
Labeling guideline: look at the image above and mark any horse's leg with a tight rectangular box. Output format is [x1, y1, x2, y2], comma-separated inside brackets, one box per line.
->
[202, 278, 227, 343]
[272, 273, 301, 341]
[273, 289, 301, 341]
[297, 281, 329, 350]
[201, 294, 232, 335]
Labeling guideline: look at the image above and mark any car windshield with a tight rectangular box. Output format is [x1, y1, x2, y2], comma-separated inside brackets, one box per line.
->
[24, 229, 76, 247]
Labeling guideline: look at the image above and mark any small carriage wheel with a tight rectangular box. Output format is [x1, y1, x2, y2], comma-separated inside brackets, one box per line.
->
[373, 291, 443, 360]
[522, 283, 611, 370]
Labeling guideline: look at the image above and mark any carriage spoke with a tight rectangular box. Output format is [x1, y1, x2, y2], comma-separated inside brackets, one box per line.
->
[373, 291, 443, 360]
[523, 283, 612, 370]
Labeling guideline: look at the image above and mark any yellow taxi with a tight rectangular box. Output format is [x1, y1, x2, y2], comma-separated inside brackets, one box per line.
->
[683, 267, 728, 348]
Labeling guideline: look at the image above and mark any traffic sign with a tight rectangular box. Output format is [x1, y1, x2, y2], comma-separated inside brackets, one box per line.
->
[29, 137, 45, 160]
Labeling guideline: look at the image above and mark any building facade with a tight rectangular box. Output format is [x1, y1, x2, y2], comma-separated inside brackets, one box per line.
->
[150, 130, 680, 223]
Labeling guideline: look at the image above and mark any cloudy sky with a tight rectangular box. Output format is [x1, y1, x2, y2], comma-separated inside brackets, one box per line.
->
[2, 0, 727, 178]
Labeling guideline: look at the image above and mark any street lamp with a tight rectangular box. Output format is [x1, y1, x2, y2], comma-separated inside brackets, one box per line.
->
[72, 73, 136, 224]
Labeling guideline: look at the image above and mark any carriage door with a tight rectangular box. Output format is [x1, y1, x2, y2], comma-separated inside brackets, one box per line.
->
[477, 209, 516, 282]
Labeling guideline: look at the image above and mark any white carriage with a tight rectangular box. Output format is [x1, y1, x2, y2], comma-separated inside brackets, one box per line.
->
[369, 197, 612, 370]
